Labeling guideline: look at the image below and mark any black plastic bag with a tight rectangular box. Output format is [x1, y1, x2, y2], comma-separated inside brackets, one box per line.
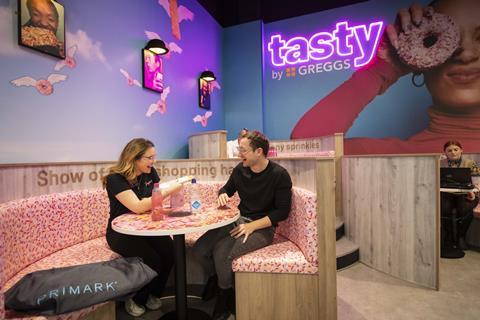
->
[5, 257, 157, 315]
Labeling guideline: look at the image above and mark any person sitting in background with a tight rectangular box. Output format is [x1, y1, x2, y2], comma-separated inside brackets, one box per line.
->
[102, 138, 183, 317]
[440, 140, 479, 259]
[226, 128, 248, 158]
[193, 130, 292, 320]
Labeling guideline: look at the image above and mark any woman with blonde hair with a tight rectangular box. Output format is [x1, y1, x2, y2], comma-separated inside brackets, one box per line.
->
[102, 138, 181, 317]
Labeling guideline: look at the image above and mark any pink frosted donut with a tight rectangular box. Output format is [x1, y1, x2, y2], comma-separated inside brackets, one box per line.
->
[397, 11, 460, 69]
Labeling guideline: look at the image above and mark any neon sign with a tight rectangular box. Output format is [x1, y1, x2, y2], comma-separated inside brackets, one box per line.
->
[267, 21, 384, 68]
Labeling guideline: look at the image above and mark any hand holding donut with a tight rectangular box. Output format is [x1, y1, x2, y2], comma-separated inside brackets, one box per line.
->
[378, 4, 460, 74]
[377, 4, 426, 76]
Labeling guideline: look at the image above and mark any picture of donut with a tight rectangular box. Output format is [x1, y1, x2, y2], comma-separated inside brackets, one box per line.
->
[396, 9, 460, 70]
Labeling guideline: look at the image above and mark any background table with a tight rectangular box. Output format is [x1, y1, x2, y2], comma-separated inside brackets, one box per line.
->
[112, 204, 239, 320]
[440, 187, 479, 194]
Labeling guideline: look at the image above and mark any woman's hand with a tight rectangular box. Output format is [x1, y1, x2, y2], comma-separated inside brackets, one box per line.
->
[217, 193, 229, 207]
[377, 4, 433, 77]
[466, 191, 476, 201]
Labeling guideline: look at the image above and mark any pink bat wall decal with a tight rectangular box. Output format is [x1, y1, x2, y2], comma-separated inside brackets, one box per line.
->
[120, 68, 141, 87]
[158, 0, 194, 40]
[208, 80, 221, 94]
[54, 45, 78, 71]
[10, 74, 67, 95]
[146, 86, 170, 117]
[193, 111, 213, 127]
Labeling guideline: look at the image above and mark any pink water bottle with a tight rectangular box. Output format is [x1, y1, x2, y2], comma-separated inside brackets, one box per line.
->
[151, 183, 166, 221]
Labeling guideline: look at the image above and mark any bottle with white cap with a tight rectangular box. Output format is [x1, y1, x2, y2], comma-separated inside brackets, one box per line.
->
[189, 178, 202, 214]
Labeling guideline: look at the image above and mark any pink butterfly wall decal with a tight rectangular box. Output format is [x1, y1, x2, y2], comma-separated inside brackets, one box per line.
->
[120, 68, 141, 87]
[10, 74, 67, 95]
[54, 45, 78, 71]
[158, 0, 194, 40]
[193, 111, 213, 127]
[146, 86, 171, 117]
[144, 31, 183, 59]
[208, 80, 221, 94]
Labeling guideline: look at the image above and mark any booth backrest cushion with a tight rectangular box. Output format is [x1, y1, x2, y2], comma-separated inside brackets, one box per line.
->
[178, 181, 240, 208]
[0, 239, 5, 320]
[275, 188, 317, 263]
[81, 189, 110, 241]
[0, 189, 110, 285]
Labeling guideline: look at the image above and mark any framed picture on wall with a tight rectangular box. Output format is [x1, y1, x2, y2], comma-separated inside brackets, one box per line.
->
[18, 0, 66, 59]
[142, 49, 164, 93]
[198, 78, 211, 109]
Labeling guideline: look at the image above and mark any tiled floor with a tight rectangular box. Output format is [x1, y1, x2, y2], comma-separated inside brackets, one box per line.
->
[337, 250, 480, 320]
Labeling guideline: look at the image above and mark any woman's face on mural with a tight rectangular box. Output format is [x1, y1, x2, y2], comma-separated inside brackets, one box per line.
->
[145, 51, 159, 72]
[424, 0, 480, 113]
[27, 0, 59, 33]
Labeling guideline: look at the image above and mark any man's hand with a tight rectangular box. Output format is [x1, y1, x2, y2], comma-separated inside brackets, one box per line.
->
[229, 216, 272, 243]
[230, 222, 256, 243]
[218, 193, 229, 207]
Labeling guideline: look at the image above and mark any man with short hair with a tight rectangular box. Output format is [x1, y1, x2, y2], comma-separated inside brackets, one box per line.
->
[193, 130, 292, 320]
[226, 128, 248, 158]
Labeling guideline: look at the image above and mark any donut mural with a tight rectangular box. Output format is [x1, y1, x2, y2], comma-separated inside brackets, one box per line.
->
[265, 0, 480, 155]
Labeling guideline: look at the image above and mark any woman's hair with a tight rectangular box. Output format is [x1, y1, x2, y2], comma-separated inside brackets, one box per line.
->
[244, 130, 269, 157]
[443, 140, 463, 151]
[102, 138, 155, 188]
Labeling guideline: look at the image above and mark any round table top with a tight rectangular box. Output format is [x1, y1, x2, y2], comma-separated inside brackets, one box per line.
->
[112, 204, 240, 236]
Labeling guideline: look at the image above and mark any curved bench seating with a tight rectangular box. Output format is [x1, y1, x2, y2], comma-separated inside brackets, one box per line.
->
[1, 181, 324, 320]
[0, 189, 117, 320]
[180, 182, 325, 320]
[181, 183, 318, 276]
[232, 187, 318, 274]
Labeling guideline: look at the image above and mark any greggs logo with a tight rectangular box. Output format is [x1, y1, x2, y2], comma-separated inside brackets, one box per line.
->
[267, 20, 384, 69]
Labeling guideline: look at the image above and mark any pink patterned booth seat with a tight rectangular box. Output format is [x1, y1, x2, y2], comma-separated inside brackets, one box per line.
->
[232, 187, 318, 274]
[0, 189, 119, 320]
[178, 182, 318, 274]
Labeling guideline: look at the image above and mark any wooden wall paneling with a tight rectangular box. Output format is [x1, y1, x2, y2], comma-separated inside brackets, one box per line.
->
[188, 130, 227, 159]
[0, 158, 320, 203]
[464, 153, 480, 164]
[235, 273, 319, 320]
[0, 162, 114, 203]
[276, 159, 318, 192]
[82, 301, 115, 320]
[315, 158, 337, 319]
[269, 135, 337, 157]
[342, 155, 438, 289]
[156, 158, 319, 192]
[334, 133, 344, 217]
[155, 159, 238, 182]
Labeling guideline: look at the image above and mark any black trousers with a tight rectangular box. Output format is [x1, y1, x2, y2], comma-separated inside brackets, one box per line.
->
[106, 229, 174, 305]
[441, 193, 479, 244]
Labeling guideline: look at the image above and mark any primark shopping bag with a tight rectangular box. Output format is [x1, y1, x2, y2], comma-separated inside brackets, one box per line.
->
[5, 257, 157, 315]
